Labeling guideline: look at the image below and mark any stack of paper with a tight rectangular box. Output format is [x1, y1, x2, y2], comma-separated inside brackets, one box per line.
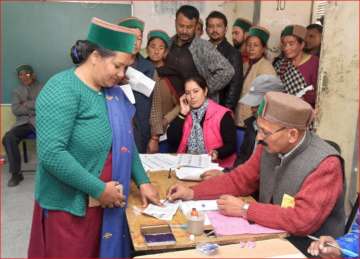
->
[140, 154, 178, 171]
[175, 165, 223, 181]
[207, 211, 285, 236]
[126, 67, 155, 97]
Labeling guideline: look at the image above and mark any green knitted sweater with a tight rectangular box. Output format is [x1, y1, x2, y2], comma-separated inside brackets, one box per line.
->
[35, 69, 149, 216]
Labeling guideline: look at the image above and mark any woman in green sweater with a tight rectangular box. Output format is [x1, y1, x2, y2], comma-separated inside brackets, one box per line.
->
[28, 18, 160, 258]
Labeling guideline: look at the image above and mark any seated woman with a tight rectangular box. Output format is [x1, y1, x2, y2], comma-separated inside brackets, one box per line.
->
[147, 30, 180, 153]
[274, 25, 319, 108]
[167, 76, 237, 168]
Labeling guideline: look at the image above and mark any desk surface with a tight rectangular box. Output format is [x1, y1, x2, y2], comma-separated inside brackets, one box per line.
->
[126, 171, 287, 252]
[135, 238, 305, 258]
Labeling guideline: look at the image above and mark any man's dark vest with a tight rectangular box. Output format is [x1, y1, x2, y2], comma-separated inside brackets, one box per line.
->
[259, 132, 345, 254]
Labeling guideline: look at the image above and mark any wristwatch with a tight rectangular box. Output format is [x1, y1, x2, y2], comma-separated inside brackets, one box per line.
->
[241, 202, 250, 218]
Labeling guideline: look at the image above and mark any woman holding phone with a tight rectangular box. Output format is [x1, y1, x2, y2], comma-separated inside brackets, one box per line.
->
[167, 76, 237, 168]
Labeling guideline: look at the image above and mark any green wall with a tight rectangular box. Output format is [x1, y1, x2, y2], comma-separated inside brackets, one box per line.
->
[1, 2, 131, 103]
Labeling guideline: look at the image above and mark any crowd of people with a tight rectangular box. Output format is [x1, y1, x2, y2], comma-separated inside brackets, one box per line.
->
[2, 4, 358, 259]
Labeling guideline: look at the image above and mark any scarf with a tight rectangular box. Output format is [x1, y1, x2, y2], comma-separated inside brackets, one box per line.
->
[274, 57, 307, 96]
[187, 99, 208, 154]
[99, 86, 135, 258]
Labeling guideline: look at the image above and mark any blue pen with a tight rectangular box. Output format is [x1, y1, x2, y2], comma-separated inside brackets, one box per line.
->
[307, 235, 359, 258]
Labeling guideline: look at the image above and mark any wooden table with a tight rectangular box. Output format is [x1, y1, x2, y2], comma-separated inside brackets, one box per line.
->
[135, 238, 305, 258]
[126, 171, 287, 252]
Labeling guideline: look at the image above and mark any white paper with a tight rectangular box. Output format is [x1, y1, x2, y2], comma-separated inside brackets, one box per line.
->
[180, 200, 218, 225]
[139, 154, 178, 171]
[120, 84, 136, 104]
[126, 67, 155, 97]
[142, 200, 180, 221]
[175, 165, 223, 181]
[177, 154, 213, 168]
[296, 85, 314, 98]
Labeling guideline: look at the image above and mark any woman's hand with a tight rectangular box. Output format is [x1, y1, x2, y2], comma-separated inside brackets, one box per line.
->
[98, 181, 125, 208]
[209, 149, 219, 161]
[147, 137, 159, 154]
[179, 94, 190, 116]
[139, 183, 162, 207]
[162, 118, 169, 129]
[307, 236, 341, 258]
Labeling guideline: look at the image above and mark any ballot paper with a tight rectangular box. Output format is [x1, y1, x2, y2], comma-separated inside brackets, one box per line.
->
[180, 200, 218, 225]
[126, 67, 155, 97]
[120, 84, 136, 104]
[139, 154, 178, 171]
[175, 165, 223, 181]
[142, 200, 180, 221]
[177, 154, 212, 168]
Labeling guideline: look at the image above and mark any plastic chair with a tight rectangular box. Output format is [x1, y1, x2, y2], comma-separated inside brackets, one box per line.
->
[236, 128, 245, 155]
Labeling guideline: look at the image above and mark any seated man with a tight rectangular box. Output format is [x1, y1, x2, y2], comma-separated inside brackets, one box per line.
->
[167, 91, 345, 255]
[2, 65, 43, 186]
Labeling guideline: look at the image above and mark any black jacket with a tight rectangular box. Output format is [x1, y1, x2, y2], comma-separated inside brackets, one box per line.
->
[216, 39, 243, 111]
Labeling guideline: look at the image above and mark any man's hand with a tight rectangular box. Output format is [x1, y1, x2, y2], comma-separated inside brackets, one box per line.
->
[139, 183, 161, 208]
[200, 169, 223, 181]
[167, 183, 194, 201]
[98, 181, 125, 208]
[217, 195, 246, 217]
[307, 236, 341, 258]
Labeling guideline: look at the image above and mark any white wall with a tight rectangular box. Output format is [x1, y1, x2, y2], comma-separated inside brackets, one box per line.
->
[258, 1, 312, 60]
[315, 1, 359, 212]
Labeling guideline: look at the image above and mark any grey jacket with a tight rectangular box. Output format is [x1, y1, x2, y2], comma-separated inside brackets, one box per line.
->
[11, 81, 43, 128]
[188, 37, 235, 101]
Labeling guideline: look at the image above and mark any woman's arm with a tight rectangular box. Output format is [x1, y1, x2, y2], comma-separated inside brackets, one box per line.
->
[131, 144, 150, 186]
[216, 112, 237, 159]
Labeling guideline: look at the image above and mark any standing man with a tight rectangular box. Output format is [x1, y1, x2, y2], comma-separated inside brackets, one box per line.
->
[167, 92, 345, 256]
[157, 5, 234, 102]
[196, 18, 204, 38]
[305, 23, 323, 57]
[117, 17, 156, 153]
[2, 65, 43, 187]
[232, 17, 252, 74]
[206, 11, 243, 111]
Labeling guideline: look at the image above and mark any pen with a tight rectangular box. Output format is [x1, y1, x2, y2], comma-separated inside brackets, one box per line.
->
[168, 168, 172, 179]
[307, 235, 359, 258]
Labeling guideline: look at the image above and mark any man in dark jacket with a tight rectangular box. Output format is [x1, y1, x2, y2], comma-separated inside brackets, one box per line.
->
[158, 5, 234, 102]
[206, 11, 243, 111]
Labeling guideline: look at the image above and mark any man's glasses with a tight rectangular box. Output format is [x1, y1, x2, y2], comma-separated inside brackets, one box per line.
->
[256, 122, 287, 139]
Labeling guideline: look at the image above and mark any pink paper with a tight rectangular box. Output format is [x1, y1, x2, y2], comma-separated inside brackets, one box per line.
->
[206, 211, 285, 236]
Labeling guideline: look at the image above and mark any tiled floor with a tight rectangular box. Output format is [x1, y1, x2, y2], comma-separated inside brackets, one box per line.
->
[1, 160, 36, 258]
